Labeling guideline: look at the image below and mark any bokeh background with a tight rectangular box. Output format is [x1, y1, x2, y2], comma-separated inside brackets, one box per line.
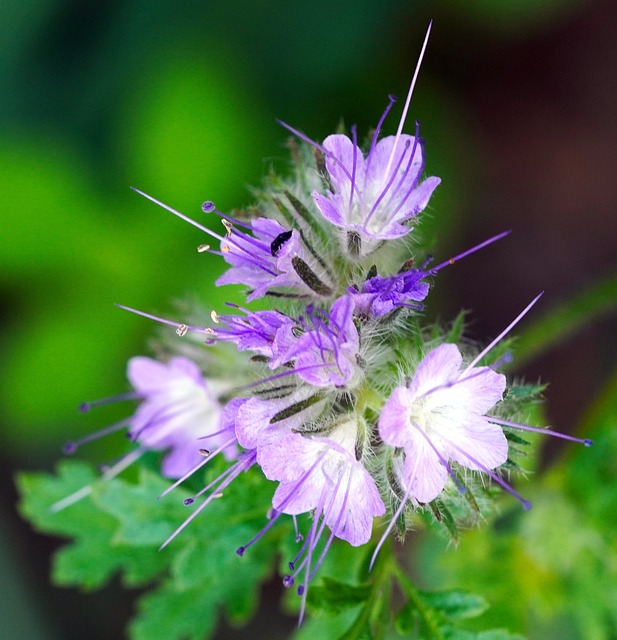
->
[2, 0, 617, 638]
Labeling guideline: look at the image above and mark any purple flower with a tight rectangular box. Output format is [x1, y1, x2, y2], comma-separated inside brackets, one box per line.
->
[272, 295, 361, 388]
[351, 268, 430, 318]
[210, 307, 296, 360]
[312, 132, 440, 253]
[127, 356, 235, 478]
[260, 423, 385, 546]
[214, 215, 332, 300]
[235, 417, 384, 623]
[235, 387, 328, 451]
[378, 343, 508, 504]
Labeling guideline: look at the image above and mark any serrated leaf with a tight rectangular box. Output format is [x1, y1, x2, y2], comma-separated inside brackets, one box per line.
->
[17, 461, 170, 589]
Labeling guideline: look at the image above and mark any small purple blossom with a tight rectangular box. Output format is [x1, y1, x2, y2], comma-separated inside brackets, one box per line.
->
[127, 356, 235, 478]
[272, 295, 361, 388]
[312, 131, 440, 252]
[214, 215, 330, 300]
[235, 417, 384, 622]
[351, 268, 430, 318]
[210, 307, 296, 360]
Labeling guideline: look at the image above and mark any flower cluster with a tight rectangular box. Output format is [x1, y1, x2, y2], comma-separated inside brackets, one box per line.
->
[61, 24, 591, 622]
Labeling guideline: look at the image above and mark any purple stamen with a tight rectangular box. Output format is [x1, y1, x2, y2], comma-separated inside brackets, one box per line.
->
[465, 292, 544, 372]
[236, 450, 328, 557]
[364, 139, 411, 229]
[231, 362, 336, 393]
[366, 94, 397, 176]
[62, 418, 129, 454]
[381, 124, 422, 222]
[308, 471, 351, 582]
[132, 187, 277, 275]
[276, 120, 364, 204]
[431, 230, 511, 273]
[349, 125, 359, 210]
[448, 441, 531, 510]
[160, 451, 256, 551]
[79, 392, 140, 413]
[116, 305, 206, 334]
[384, 137, 425, 225]
[490, 418, 593, 446]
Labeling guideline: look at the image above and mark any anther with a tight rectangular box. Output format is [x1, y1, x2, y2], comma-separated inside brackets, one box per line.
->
[62, 442, 77, 455]
[202, 201, 216, 213]
[198, 449, 210, 457]
[176, 324, 188, 337]
[283, 576, 294, 588]
[197, 244, 210, 253]
[236, 546, 246, 557]
[222, 219, 233, 237]
[184, 498, 194, 506]
[210, 310, 220, 323]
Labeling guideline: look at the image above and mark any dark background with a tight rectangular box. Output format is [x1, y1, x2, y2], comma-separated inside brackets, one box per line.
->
[2, 1, 616, 638]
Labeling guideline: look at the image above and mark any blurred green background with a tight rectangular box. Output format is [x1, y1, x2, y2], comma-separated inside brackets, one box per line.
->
[2, 0, 617, 638]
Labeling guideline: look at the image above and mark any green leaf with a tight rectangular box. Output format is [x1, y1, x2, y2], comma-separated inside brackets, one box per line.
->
[17, 457, 292, 639]
[17, 461, 169, 589]
[129, 580, 218, 640]
[307, 577, 371, 616]
[419, 590, 488, 620]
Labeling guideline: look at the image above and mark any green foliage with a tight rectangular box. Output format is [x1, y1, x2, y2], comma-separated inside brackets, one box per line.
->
[17, 459, 288, 639]
[17, 457, 528, 640]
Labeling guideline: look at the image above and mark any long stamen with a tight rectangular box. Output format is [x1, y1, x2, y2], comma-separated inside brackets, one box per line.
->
[308, 470, 351, 582]
[132, 188, 278, 275]
[364, 139, 411, 229]
[231, 362, 336, 393]
[62, 418, 129, 454]
[381, 123, 422, 224]
[464, 292, 543, 372]
[160, 451, 256, 550]
[491, 418, 593, 446]
[297, 485, 329, 626]
[349, 125, 359, 210]
[184, 453, 242, 506]
[116, 304, 206, 335]
[158, 456, 212, 500]
[371, 440, 424, 571]
[416, 365, 492, 401]
[431, 230, 511, 272]
[237, 450, 328, 557]
[276, 120, 365, 205]
[448, 441, 531, 510]
[365, 95, 397, 178]
[383, 20, 432, 181]
[79, 392, 140, 413]
[50, 448, 145, 513]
